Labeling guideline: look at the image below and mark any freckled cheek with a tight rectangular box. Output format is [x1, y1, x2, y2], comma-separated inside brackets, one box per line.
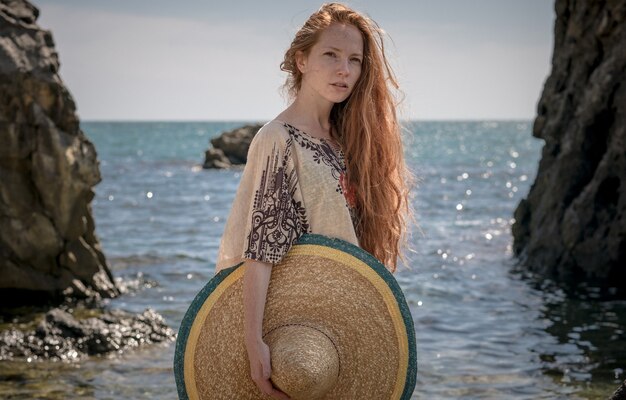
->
[352, 68, 362, 84]
[311, 65, 326, 75]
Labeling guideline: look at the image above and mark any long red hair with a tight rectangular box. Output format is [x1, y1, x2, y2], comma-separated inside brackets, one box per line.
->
[279, 2, 418, 272]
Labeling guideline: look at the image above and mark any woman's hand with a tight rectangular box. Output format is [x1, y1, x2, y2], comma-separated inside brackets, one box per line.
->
[246, 336, 291, 399]
[243, 259, 291, 399]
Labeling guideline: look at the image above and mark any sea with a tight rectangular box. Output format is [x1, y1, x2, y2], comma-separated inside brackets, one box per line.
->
[1, 121, 624, 399]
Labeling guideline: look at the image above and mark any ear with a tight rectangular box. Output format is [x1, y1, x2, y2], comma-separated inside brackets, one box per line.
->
[295, 50, 307, 73]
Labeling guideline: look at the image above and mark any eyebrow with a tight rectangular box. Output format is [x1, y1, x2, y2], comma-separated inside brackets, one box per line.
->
[324, 47, 363, 57]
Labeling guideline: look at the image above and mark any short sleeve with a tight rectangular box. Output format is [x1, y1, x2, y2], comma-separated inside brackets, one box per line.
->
[240, 127, 309, 264]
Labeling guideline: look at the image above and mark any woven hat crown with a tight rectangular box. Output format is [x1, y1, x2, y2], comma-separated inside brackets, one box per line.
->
[266, 324, 340, 400]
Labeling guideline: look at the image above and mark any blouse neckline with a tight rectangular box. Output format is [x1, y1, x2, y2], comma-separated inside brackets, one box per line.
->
[273, 119, 342, 151]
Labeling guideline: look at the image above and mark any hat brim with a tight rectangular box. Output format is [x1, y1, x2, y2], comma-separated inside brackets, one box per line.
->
[174, 233, 417, 399]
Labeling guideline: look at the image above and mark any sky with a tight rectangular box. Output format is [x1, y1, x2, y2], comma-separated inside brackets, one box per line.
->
[34, 0, 555, 121]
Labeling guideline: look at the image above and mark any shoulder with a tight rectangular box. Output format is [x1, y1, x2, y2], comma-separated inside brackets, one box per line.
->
[250, 120, 291, 150]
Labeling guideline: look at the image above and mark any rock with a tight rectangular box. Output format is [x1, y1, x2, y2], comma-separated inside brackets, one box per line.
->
[203, 147, 232, 169]
[512, 0, 626, 295]
[609, 380, 626, 400]
[0, 0, 119, 304]
[0, 306, 175, 361]
[203, 123, 263, 169]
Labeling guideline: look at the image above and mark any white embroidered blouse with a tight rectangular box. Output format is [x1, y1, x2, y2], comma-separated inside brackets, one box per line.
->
[215, 119, 359, 273]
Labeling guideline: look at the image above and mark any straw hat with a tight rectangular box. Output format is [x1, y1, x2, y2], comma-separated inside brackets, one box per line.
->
[174, 233, 417, 400]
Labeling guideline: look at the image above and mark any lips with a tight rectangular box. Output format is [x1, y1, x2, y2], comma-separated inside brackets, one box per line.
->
[331, 82, 348, 88]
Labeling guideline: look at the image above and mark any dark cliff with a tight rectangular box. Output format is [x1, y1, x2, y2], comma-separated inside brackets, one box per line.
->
[0, 0, 119, 305]
[512, 0, 625, 294]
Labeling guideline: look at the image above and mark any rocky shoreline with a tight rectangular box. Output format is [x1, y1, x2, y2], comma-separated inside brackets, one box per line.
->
[0, 307, 174, 362]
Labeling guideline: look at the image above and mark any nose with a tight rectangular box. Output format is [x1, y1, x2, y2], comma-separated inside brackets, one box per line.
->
[337, 58, 350, 76]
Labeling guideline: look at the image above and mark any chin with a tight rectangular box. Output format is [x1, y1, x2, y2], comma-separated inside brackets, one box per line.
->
[328, 94, 351, 104]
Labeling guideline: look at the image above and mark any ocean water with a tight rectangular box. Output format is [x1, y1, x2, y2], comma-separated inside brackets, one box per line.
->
[1, 121, 624, 399]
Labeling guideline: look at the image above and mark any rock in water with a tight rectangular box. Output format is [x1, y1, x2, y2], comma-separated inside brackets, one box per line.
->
[512, 0, 626, 294]
[0, 307, 176, 361]
[203, 123, 263, 168]
[0, 0, 119, 304]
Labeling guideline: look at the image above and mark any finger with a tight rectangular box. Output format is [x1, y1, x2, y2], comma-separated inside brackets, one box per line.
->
[268, 379, 290, 400]
[261, 361, 272, 380]
[250, 357, 262, 381]
[268, 387, 291, 400]
[256, 378, 290, 400]
[256, 378, 275, 397]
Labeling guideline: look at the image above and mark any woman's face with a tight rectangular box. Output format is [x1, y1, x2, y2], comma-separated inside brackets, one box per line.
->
[296, 23, 364, 104]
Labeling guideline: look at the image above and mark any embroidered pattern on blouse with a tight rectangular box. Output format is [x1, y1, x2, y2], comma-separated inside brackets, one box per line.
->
[243, 139, 310, 264]
[282, 123, 345, 193]
[281, 122, 359, 230]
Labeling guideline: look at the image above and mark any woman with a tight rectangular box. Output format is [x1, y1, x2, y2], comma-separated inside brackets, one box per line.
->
[214, 2, 415, 398]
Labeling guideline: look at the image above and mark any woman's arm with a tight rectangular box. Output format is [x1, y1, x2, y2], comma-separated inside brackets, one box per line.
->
[243, 259, 291, 400]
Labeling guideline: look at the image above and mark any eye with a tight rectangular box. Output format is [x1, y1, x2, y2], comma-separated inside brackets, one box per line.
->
[324, 51, 336, 57]
[351, 57, 362, 64]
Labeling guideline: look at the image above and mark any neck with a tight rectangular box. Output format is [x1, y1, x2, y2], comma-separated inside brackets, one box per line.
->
[287, 91, 334, 132]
